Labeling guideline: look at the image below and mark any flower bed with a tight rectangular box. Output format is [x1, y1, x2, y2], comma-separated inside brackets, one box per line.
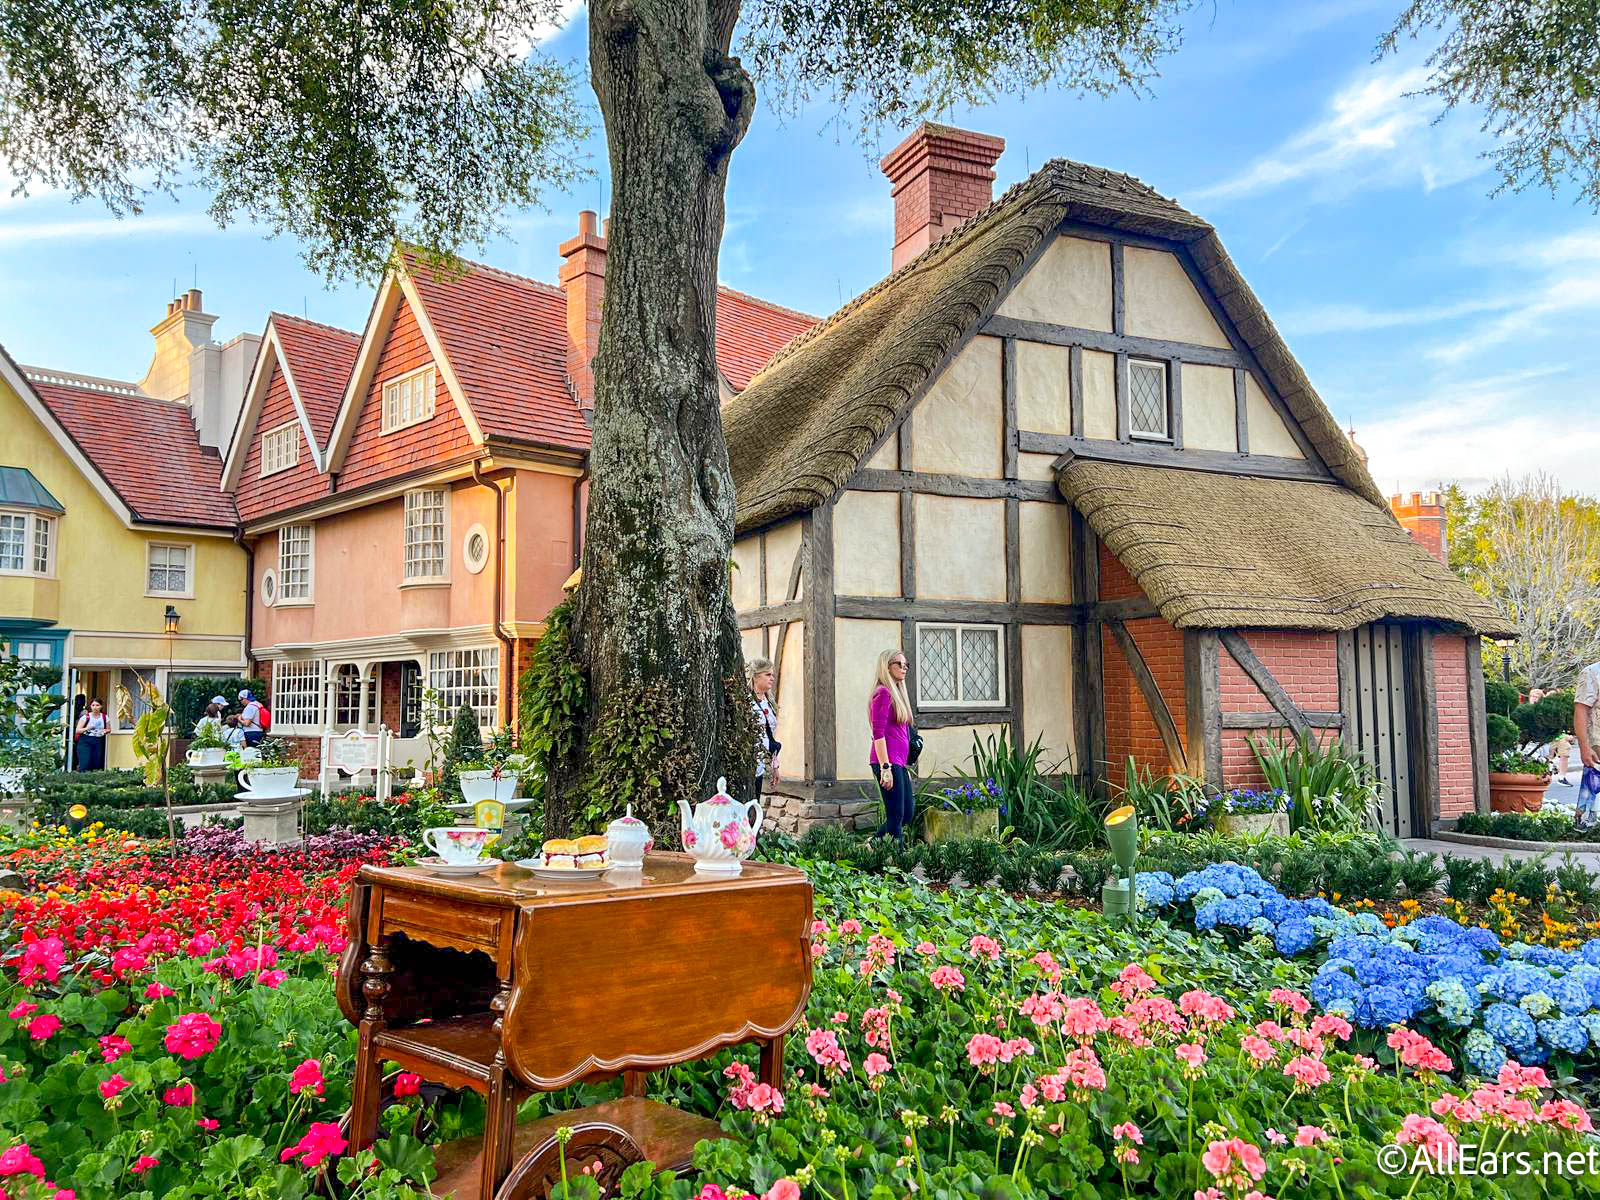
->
[1457, 810, 1600, 845]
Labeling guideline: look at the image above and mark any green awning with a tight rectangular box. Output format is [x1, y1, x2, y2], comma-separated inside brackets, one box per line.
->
[0, 467, 64, 514]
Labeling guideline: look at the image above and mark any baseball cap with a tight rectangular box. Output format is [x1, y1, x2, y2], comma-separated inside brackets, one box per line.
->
[238, 689, 253, 700]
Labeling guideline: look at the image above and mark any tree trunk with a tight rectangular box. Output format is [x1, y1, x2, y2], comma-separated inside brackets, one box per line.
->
[543, 0, 754, 835]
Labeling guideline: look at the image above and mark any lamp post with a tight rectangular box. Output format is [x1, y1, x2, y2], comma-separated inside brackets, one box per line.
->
[163, 605, 179, 846]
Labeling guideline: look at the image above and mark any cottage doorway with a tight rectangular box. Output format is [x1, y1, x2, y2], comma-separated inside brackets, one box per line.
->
[1346, 623, 1418, 838]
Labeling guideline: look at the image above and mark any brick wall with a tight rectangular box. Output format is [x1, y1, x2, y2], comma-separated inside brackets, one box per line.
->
[1434, 633, 1475, 819]
[1390, 492, 1447, 563]
[1218, 631, 1341, 787]
[379, 664, 405, 730]
[1098, 547, 1188, 777]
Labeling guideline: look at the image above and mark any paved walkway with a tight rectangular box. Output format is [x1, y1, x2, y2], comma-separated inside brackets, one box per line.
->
[1400, 837, 1600, 867]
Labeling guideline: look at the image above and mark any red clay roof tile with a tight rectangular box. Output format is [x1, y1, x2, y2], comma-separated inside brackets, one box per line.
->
[271, 314, 360, 448]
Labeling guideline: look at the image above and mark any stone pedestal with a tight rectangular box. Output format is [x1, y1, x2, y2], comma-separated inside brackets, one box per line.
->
[190, 764, 231, 790]
[241, 799, 302, 846]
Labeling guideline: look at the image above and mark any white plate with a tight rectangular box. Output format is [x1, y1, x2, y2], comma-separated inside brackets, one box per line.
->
[234, 787, 312, 803]
[415, 856, 499, 877]
[515, 860, 613, 880]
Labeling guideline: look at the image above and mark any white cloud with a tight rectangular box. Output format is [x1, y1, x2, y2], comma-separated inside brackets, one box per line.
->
[1186, 61, 1489, 207]
[0, 212, 215, 244]
[1278, 295, 1510, 336]
[1427, 228, 1600, 363]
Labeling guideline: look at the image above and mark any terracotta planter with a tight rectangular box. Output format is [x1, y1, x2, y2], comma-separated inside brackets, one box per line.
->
[1215, 812, 1291, 838]
[922, 807, 999, 843]
[1488, 772, 1547, 813]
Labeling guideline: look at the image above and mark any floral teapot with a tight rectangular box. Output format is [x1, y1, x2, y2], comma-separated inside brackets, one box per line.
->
[677, 777, 762, 874]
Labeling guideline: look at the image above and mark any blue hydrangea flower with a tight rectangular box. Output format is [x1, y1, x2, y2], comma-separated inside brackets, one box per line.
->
[1357, 985, 1415, 1028]
[1275, 919, 1316, 957]
[1581, 1013, 1600, 1044]
[1484, 1002, 1538, 1053]
[1538, 1016, 1589, 1055]
[1425, 978, 1479, 1027]
[1580, 940, 1600, 968]
[1552, 977, 1593, 1016]
[1519, 991, 1556, 1018]
[1463, 1028, 1506, 1077]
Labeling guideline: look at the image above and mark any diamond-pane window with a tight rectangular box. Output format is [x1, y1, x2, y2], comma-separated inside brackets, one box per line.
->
[1128, 360, 1169, 439]
[916, 623, 1006, 708]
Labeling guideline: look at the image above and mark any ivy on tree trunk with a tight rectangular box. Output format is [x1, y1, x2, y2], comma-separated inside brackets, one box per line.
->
[542, 0, 757, 836]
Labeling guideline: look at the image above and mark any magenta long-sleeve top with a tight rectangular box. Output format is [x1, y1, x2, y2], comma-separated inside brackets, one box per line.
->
[868, 685, 911, 767]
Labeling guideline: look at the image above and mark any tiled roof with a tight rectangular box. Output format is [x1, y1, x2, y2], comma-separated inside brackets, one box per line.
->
[29, 376, 237, 528]
[0, 466, 64, 513]
[271, 314, 359, 447]
[403, 253, 591, 451]
[715, 289, 816, 390]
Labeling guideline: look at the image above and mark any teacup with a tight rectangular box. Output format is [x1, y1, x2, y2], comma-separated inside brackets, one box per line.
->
[237, 766, 300, 796]
[424, 826, 493, 865]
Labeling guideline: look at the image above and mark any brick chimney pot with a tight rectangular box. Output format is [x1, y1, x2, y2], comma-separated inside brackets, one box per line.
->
[881, 123, 1005, 270]
[559, 210, 607, 412]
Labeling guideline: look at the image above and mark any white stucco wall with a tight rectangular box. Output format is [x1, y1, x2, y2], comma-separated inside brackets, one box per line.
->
[732, 535, 761, 612]
[834, 617, 903, 775]
[866, 430, 898, 471]
[1123, 247, 1230, 349]
[995, 236, 1114, 331]
[1015, 340, 1071, 435]
[916, 723, 1007, 780]
[834, 489, 901, 597]
[914, 494, 1006, 600]
[1082, 350, 1117, 440]
[1182, 364, 1237, 453]
[1018, 501, 1073, 603]
[1244, 375, 1304, 459]
[765, 518, 805, 602]
[776, 621, 806, 778]
[1021, 625, 1075, 766]
[911, 336, 1003, 478]
[1017, 452, 1058, 482]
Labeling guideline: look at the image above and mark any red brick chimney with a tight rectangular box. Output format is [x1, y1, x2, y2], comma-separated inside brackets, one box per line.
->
[558, 210, 607, 411]
[880, 123, 1006, 271]
[1391, 491, 1448, 563]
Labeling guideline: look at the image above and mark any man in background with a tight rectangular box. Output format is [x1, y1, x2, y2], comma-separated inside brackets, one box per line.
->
[238, 689, 265, 747]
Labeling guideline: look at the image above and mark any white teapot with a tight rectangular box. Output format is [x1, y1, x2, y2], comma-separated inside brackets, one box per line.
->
[677, 777, 762, 874]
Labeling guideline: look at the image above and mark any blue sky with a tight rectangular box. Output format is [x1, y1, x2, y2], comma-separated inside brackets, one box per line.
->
[2, 0, 1595, 495]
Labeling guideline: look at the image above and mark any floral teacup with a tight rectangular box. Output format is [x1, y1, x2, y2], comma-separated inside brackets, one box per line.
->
[423, 826, 493, 865]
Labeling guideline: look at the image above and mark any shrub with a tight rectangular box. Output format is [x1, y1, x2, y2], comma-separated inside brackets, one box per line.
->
[1484, 677, 1520, 717]
[920, 840, 958, 885]
[1030, 851, 1066, 894]
[993, 845, 1035, 894]
[167, 675, 266, 737]
[1066, 850, 1112, 898]
[1556, 856, 1599, 906]
[1397, 849, 1444, 897]
[1486, 712, 1521, 757]
[1514, 692, 1575, 746]
[952, 837, 1003, 887]
[1248, 732, 1380, 833]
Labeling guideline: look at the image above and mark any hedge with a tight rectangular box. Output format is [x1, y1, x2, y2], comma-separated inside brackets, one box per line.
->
[169, 675, 267, 737]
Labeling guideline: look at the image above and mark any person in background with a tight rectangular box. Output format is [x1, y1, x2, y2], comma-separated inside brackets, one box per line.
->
[748, 656, 780, 793]
[220, 714, 246, 751]
[868, 648, 914, 843]
[1576, 663, 1600, 829]
[238, 689, 264, 746]
[193, 701, 227, 743]
[74, 699, 107, 771]
[69, 693, 86, 770]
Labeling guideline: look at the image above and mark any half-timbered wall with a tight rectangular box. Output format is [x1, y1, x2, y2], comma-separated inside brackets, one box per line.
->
[733, 517, 808, 783]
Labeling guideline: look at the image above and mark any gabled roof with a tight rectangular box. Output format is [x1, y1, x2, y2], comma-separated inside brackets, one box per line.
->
[714, 289, 816, 391]
[1059, 459, 1513, 636]
[24, 370, 237, 529]
[222, 314, 359, 489]
[0, 467, 64, 514]
[723, 157, 1385, 534]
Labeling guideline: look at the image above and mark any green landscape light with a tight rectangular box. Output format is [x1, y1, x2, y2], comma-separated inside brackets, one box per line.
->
[1101, 805, 1139, 922]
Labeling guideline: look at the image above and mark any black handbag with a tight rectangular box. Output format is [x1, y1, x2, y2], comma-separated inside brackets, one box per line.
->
[907, 725, 923, 768]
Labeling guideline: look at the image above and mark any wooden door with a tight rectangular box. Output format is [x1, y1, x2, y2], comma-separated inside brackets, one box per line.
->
[1347, 623, 1414, 838]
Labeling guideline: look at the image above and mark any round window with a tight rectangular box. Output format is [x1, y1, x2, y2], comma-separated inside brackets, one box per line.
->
[463, 524, 490, 574]
[260, 568, 278, 606]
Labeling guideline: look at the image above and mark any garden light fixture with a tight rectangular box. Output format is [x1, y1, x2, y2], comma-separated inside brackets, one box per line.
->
[1101, 805, 1138, 922]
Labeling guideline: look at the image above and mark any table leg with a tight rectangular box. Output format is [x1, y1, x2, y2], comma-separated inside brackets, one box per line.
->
[623, 1070, 649, 1097]
[759, 1036, 785, 1089]
[349, 940, 392, 1151]
[481, 1064, 517, 1200]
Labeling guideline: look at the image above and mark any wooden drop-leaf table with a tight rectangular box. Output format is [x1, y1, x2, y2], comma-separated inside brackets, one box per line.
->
[337, 853, 813, 1200]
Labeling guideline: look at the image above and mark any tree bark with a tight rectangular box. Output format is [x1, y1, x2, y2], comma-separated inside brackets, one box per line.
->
[544, 0, 754, 834]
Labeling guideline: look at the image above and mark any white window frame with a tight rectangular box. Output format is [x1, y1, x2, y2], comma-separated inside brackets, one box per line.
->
[428, 647, 499, 731]
[145, 541, 194, 599]
[914, 622, 1007, 710]
[332, 664, 376, 728]
[277, 524, 314, 603]
[259, 421, 300, 476]
[271, 659, 324, 733]
[0, 509, 55, 578]
[382, 366, 437, 434]
[403, 488, 449, 583]
[1127, 359, 1172, 442]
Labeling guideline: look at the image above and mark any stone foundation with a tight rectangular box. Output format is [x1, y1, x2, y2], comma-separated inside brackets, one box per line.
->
[761, 780, 882, 834]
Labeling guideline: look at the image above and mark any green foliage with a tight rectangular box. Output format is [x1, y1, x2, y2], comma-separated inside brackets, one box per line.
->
[579, 682, 699, 838]
[0, 654, 65, 784]
[952, 728, 1100, 850]
[952, 836, 1003, 887]
[1458, 809, 1600, 844]
[518, 595, 586, 801]
[1484, 678, 1520, 718]
[167, 676, 265, 737]
[1111, 757, 1197, 834]
[255, 737, 297, 769]
[1486, 712, 1521, 757]
[993, 846, 1035, 893]
[1247, 732, 1380, 834]
[1065, 850, 1112, 898]
[1514, 691, 1576, 744]
[1396, 849, 1445, 897]
[920, 839, 959, 885]
[1443, 855, 1483, 903]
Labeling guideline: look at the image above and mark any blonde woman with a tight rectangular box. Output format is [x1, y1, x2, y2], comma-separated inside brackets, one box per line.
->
[869, 648, 914, 841]
[748, 656, 780, 792]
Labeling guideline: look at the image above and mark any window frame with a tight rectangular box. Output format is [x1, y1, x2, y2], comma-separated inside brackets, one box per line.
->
[332, 663, 377, 728]
[277, 524, 314, 603]
[402, 488, 450, 583]
[270, 659, 325, 733]
[259, 420, 300, 477]
[145, 541, 194, 599]
[428, 646, 499, 731]
[1126, 358, 1172, 443]
[0, 509, 54, 578]
[914, 621, 1007, 710]
[381, 366, 437, 434]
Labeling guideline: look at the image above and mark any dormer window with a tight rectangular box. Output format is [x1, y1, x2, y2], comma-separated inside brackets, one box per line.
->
[260, 421, 299, 476]
[1127, 360, 1171, 441]
[382, 366, 436, 433]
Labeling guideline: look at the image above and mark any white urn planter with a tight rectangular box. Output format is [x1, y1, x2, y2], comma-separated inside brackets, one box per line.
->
[1214, 812, 1291, 838]
[187, 748, 226, 768]
[458, 771, 519, 804]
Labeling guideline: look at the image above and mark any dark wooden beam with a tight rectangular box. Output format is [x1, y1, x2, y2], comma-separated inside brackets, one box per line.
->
[1110, 241, 1126, 336]
[1114, 350, 1130, 442]
[1093, 595, 1161, 622]
[899, 489, 915, 600]
[806, 504, 837, 783]
[1336, 629, 1357, 734]
[899, 413, 913, 471]
[1069, 345, 1084, 440]
[1004, 491, 1023, 752]
[1002, 337, 1019, 481]
[1465, 635, 1489, 815]
[1070, 510, 1106, 784]
[1219, 630, 1311, 738]
[1030, 435, 1334, 484]
[1054, 218, 1194, 255]
[1406, 627, 1441, 835]
[1168, 356, 1184, 450]
[758, 531, 768, 608]
[1185, 630, 1223, 786]
[983, 314, 1250, 371]
[835, 596, 1081, 624]
[1106, 617, 1187, 772]
[1233, 367, 1249, 456]
[918, 708, 1013, 729]
[1221, 711, 1346, 730]
[847, 468, 1058, 502]
[738, 600, 804, 630]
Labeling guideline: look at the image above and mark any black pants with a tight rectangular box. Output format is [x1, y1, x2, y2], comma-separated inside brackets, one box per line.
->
[77, 735, 105, 771]
[873, 763, 914, 841]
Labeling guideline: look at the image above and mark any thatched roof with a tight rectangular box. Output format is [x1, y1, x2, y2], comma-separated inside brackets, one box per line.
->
[725, 156, 1387, 534]
[1057, 458, 1513, 636]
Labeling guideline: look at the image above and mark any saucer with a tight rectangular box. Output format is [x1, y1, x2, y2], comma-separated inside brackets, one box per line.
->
[416, 856, 498, 877]
[234, 787, 311, 804]
[514, 860, 613, 881]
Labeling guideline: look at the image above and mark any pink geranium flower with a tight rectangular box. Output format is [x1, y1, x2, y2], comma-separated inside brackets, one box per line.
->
[98, 1035, 132, 1064]
[280, 1122, 347, 1169]
[838, 919, 862, 936]
[1240, 1035, 1276, 1065]
[967, 1033, 1003, 1068]
[197, 1117, 221, 1131]
[1175, 1042, 1206, 1071]
[164, 1082, 196, 1108]
[968, 935, 1001, 961]
[144, 982, 176, 1000]
[1179, 990, 1234, 1027]
[0, 1143, 47, 1178]
[164, 1013, 222, 1060]
[1284, 1054, 1331, 1090]
[863, 1053, 891, 1078]
[763, 1181, 801, 1200]
[289, 1059, 326, 1097]
[98, 1075, 130, 1101]
[1540, 1099, 1593, 1133]
[1295, 1125, 1330, 1147]
[1201, 1138, 1268, 1189]
[1267, 987, 1311, 1015]
[915, 941, 937, 957]
[992, 1101, 1016, 1118]
[1396, 1114, 1457, 1164]
[929, 965, 965, 993]
[26, 1014, 61, 1042]
[7, 1002, 36, 1021]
